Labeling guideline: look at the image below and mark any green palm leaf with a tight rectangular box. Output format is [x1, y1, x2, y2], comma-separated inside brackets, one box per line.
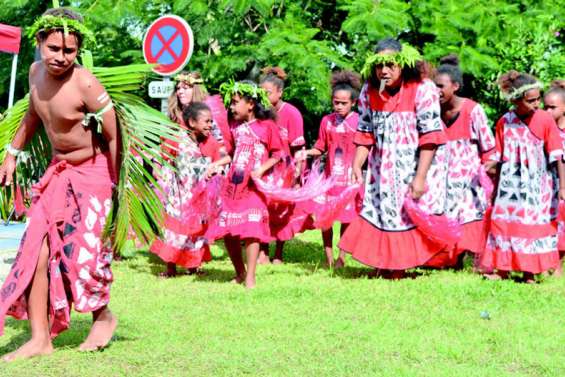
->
[0, 60, 183, 254]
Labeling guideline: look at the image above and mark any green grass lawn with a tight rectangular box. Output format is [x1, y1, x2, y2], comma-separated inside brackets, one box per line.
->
[1, 228, 565, 376]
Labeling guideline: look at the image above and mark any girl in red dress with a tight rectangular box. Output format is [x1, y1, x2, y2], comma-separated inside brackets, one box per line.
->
[151, 103, 230, 277]
[427, 55, 496, 268]
[480, 72, 565, 282]
[338, 38, 449, 278]
[209, 81, 283, 288]
[297, 71, 362, 268]
[259, 67, 307, 264]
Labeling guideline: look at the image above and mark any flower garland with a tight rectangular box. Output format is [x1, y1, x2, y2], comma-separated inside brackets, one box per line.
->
[360, 43, 421, 78]
[174, 73, 204, 86]
[219, 80, 271, 108]
[27, 14, 96, 49]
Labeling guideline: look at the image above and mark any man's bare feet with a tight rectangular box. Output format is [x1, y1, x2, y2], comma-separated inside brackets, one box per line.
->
[483, 270, 508, 281]
[272, 258, 283, 265]
[159, 270, 177, 278]
[257, 251, 271, 265]
[2, 337, 53, 362]
[79, 307, 117, 352]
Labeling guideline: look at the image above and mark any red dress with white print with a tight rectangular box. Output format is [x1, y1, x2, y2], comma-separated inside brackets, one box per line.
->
[150, 134, 221, 269]
[558, 127, 565, 254]
[479, 110, 563, 273]
[339, 79, 449, 270]
[269, 102, 313, 240]
[209, 119, 283, 242]
[425, 99, 496, 267]
[311, 112, 361, 225]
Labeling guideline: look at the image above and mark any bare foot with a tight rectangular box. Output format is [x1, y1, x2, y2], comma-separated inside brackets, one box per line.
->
[2, 337, 53, 362]
[79, 308, 117, 352]
[159, 270, 177, 278]
[272, 258, 283, 265]
[230, 274, 245, 284]
[257, 251, 271, 265]
[186, 268, 206, 276]
[483, 270, 508, 281]
[367, 269, 384, 279]
[334, 258, 345, 269]
[245, 276, 256, 289]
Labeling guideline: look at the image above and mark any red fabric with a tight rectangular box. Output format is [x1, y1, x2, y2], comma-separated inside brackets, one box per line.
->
[418, 130, 447, 146]
[150, 239, 212, 269]
[444, 99, 475, 141]
[0, 154, 114, 338]
[367, 80, 419, 112]
[204, 95, 230, 144]
[479, 247, 559, 274]
[424, 220, 487, 267]
[353, 131, 375, 146]
[199, 135, 222, 161]
[278, 102, 305, 150]
[338, 216, 444, 270]
[14, 185, 26, 217]
[0, 23, 21, 54]
[490, 219, 557, 239]
[559, 232, 565, 252]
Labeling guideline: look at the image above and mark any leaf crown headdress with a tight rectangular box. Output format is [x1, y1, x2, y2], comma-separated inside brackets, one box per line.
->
[174, 73, 204, 86]
[219, 80, 271, 108]
[501, 82, 543, 101]
[27, 13, 96, 49]
[360, 43, 421, 78]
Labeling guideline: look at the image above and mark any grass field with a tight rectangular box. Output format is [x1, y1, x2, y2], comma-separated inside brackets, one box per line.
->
[1, 228, 565, 376]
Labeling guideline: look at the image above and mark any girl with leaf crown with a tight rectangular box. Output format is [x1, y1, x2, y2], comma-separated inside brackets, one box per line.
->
[150, 102, 231, 277]
[0, 6, 120, 361]
[296, 70, 363, 268]
[207, 80, 283, 289]
[479, 71, 565, 281]
[425, 55, 496, 269]
[259, 67, 309, 264]
[339, 38, 449, 278]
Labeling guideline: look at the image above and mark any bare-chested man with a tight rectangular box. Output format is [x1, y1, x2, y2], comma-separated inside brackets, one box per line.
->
[0, 8, 119, 361]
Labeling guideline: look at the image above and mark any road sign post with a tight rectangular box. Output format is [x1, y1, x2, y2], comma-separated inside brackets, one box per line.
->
[143, 15, 193, 114]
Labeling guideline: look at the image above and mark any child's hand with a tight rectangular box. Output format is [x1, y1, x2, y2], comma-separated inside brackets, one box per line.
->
[409, 176, 426, 200]
[352, 167, 364, 185]
[294, 150, 308, 162]
[559, 187, 565, 201]
[251, 168, 263, 179]
[204, 163, 217, 180]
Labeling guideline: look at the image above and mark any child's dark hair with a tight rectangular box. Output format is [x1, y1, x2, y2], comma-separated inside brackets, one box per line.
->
[260, 67, 287, 90]
[369, 37, 430, 87]
[436, 54, 463, 89]
[37, 8, 85, 47]
[182, 102, 211, 126]
[546, 80, 565, 102]
[331, 71, 362, 101]
[233, 80, 276, 121]
[498, 70, 538, 99]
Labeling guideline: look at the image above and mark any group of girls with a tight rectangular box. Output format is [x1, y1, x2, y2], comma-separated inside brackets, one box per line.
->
[148, 36, 565, 288]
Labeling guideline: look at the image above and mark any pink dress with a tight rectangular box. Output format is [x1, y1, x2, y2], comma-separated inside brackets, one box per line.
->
[209, 119, 283, 242]
[426, 99, 496, 267]
[339, 79, 449, 270]
[269, 102, 313, 240]
[479, 110, 563, 273]
[150, 134, 220, 269]
[310, 112, 361, 225]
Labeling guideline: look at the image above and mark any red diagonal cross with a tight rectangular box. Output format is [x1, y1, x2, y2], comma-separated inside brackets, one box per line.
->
[154, 28, 181, 62]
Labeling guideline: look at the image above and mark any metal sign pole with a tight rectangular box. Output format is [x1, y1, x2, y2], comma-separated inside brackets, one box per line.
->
[161, 76, 170, 115]
[8, 53, 18, 108]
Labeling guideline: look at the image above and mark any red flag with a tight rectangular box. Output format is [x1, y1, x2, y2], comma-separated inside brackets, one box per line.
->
[0, 23, 21, 54]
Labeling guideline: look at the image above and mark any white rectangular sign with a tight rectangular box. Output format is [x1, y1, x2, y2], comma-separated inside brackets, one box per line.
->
[148, 80, 175, 99]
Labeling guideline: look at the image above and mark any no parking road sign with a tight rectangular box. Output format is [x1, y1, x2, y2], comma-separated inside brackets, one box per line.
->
[143, 15, 193, 76]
